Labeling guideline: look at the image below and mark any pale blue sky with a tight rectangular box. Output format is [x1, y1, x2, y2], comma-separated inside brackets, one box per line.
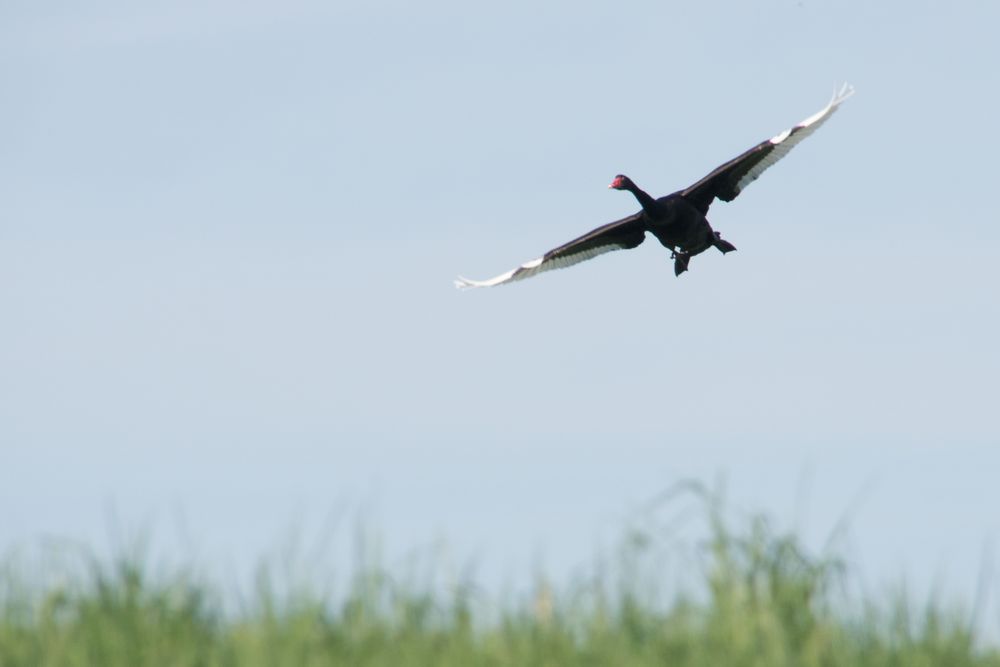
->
[2, 0, 999, 606]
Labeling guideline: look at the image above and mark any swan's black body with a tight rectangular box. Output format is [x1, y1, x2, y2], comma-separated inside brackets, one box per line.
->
[455, 85, 853, 289]
[609, 175, 737, 276]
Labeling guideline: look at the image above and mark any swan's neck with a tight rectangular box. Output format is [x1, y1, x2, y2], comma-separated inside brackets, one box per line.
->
[626, 182, 658, 214]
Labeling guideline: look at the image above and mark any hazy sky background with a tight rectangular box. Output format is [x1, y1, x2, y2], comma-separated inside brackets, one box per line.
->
[3, 0, 999, 609]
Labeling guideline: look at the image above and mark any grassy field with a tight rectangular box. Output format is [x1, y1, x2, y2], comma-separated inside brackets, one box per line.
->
[2, 489, 997, 666]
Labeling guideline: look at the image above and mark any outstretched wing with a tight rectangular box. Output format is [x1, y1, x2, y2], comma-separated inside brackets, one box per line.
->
[682, 83, 854, 214]
[455, 213, 646, 289]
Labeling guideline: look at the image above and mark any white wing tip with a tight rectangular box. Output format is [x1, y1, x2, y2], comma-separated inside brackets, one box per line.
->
[772, 82, 855, 142]
[831, 82, 855, 105]
[454, 276, 480, 290]
[454, 269, 517, 289]
[454, 256, 545, 290]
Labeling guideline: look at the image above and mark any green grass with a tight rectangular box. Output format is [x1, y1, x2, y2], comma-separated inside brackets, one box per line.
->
[2, 489, 997, 666]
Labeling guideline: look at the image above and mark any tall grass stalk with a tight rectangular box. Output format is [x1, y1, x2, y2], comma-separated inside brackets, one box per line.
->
[1, 490, 996, 666]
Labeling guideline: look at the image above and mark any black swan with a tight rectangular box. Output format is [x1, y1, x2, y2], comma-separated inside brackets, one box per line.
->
[455, 84, 853, 288]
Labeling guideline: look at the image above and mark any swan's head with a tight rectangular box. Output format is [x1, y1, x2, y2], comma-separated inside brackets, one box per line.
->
[608, 174, 632, 190]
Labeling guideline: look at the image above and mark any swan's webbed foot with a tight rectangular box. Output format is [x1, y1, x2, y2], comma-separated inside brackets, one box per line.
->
[713, 231, 737, 254]
[673, 252, 691, 276]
